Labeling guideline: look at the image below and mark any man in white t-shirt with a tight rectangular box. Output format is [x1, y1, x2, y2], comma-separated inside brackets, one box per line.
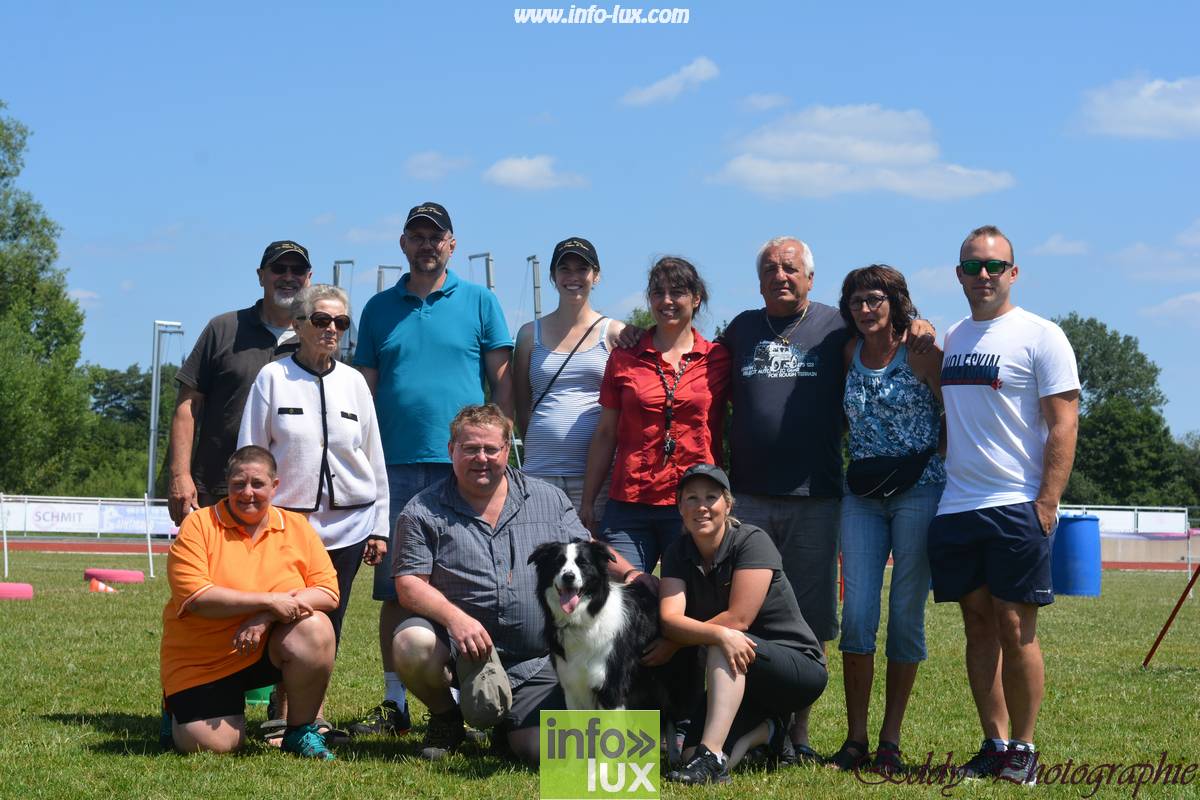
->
[928, 225, 1080, 786]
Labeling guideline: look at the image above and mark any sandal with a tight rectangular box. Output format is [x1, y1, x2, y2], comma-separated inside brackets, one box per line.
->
[315, 717, 350, 745]
[827, 738, 870, 771]
[872, 741, 906, 776]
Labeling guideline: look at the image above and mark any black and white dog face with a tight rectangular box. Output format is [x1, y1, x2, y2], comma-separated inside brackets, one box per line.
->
[528, 541, 614, 623]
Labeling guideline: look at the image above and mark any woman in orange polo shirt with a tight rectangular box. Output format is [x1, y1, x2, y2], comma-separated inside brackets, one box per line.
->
[160, 445, 340, 760]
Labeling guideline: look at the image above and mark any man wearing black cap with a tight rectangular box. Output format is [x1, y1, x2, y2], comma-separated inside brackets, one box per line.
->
[349, 202, 514, 738]
[167, 240, 312, 523]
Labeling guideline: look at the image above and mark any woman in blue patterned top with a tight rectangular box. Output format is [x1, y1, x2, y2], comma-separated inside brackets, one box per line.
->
[830, 265, 945, 775]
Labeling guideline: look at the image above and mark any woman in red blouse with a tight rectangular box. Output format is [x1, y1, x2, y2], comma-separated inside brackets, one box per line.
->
[581, 256, 731, 575]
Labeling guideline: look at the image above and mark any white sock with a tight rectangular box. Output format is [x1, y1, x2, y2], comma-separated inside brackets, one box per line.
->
[1009, 739, 1035, 752]
[450, 686, 461, 704]
[988, 738, 1009, 751]
[384, 672, 406, 708]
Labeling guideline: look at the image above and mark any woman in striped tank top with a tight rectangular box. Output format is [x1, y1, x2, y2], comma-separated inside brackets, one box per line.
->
[513, 237, 626, 525]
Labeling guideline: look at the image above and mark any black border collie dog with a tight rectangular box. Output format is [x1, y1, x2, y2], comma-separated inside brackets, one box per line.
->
[528, 541, 664, 710]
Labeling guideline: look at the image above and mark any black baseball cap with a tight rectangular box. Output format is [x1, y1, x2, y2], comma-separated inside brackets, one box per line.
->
[260, 240, 312, 270]
[677, 463, 731, 496]
[404, 202, 453, 233]
[550, 237, 599, 270]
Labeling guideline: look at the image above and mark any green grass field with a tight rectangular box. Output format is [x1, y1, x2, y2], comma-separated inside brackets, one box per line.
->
[2, 552, 1198, 799]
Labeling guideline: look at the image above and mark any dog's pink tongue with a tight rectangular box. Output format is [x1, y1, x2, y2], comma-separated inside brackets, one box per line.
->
[559, 589, 581, 614]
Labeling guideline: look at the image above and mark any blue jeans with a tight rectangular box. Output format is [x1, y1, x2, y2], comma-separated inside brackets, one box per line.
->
[372, 462, 454, 602]
[595, 500, 683, 574]
[838, 482, 943, 662]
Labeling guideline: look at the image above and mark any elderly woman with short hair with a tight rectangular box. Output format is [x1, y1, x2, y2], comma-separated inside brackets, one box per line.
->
[239, 285, 388, 741]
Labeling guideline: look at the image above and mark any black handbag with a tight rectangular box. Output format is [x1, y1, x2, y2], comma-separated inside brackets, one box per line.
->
[846, 449, 936, 499]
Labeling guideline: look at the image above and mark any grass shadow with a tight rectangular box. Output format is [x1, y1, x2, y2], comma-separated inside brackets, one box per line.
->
[43, 712, 163, 756]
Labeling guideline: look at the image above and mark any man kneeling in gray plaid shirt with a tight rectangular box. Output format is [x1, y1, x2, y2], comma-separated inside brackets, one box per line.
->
[392, 404, 643, 764]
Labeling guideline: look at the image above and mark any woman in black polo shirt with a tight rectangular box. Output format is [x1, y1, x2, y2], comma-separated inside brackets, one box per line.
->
[660, 464, 828, 785]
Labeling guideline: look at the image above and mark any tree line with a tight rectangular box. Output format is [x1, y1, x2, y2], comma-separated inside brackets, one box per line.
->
[2, 101, 1198, 508]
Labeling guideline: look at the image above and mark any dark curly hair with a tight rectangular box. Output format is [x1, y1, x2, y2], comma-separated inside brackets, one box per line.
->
[838, 265, 918, 339]
[646, 256, 709, 310]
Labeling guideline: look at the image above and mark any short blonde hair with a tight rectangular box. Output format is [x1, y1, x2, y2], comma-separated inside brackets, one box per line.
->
[449, 403, 513, 444]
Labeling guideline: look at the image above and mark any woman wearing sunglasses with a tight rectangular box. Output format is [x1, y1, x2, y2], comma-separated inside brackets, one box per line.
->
[238, 284, 389, 737]
[581, 256, 731, 579]
[830, 265, 944, 775]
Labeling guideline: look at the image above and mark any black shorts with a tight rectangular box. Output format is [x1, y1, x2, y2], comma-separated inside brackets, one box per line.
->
[928, 501, 1055, 606]
[164, 650, 282, 724]
[683, 638, 828, 753]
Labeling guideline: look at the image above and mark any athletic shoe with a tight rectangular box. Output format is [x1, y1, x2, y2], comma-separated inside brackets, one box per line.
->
[420, 706, 467, 760]
[281, 723, 336, 761]
[667, 744, 731, 785]
[346, 700, 411, 737]
[997, 746, 1039, 785]
[959, 739, 1008, 779]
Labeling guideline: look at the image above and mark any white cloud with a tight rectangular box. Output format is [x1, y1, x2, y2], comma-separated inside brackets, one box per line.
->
[1140, 292, 1200, 326]
[1032, 234, 1089, 256]
[482, 155, 586, 190]
[1081, 76, 1200, 139]
[311, 212, 336, 226]
[1176, 218, 1200, 248]
[404, 151, 470, 181]
[1112, 241, 1200, 281]
[621, 57, 718, 107]
[345, 213, 408, 244]
[69, 289, 100, 308]
[740, 105, 939, 165]
[715, 104, 1013, 200]
[742, 93, 789, 112]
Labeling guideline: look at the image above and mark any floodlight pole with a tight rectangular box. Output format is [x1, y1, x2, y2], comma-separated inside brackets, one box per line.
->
[148, 320, 184, 498]
[527, 255, 542, 319]
[333, 259, 355, 290]
[377, 265, 405, 294]
[468, 252, 495, 291]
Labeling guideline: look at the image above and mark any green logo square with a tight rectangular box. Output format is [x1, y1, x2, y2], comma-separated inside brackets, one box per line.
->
[539, 710, 660, 799]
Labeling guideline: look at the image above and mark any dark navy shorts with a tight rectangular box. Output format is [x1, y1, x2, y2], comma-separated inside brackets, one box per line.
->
[927, 501, 1055, 607]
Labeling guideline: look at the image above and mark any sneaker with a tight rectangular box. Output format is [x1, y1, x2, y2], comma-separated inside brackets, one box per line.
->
[667, 744, 731, 785]
[346, 700, 411, 737]
[997, 746, 1038, 785]
[420, 706, 467, 761]
[959, 739, 1008, 780]
[281, 723, 336, 761]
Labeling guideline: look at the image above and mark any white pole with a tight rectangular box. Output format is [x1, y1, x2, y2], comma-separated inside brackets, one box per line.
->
[2, 493, 9, 579]
[148, 321, 183, 498]
[144, 493, 156, 579]
[528, 255, 542, 320]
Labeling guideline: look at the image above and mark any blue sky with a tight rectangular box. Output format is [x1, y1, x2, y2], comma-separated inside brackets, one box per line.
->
[6, 1, 1200, 434]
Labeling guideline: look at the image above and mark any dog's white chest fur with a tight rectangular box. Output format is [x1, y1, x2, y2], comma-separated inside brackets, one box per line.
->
[552, 583, 629, 709]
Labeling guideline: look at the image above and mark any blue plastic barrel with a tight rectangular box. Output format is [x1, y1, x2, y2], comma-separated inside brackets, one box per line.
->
[1052, 514, 1101, 596]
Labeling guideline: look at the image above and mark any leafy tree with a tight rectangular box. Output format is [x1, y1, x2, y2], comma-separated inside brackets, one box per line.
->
[1055, 312, 1166, 414]
[1066, 397, 1194, 506]
[624, 306, 654, 330]
[0, 101, 90, 493]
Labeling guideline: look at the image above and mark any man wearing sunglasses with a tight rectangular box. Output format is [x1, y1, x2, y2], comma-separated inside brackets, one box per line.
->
[349, 202, 514, 739]
[928, 225, 1079, 785]
[167, 240, 312, 524]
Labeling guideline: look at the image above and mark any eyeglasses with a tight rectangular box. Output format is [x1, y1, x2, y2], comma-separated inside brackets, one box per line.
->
[404, 233, 450, 247]
[959, 259, 1012, 276]
[267, 262, 311, 276]
[849, 293, 888, 311]
[455, 444, 506, 458]
[299, 313, 351, 331]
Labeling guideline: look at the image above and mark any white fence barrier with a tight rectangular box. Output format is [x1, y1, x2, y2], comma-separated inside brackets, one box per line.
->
[1060, 504, 1192, 574]
[1, 493, 176, 579]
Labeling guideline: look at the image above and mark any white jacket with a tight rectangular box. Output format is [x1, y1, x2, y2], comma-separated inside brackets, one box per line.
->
[239, 355, 388, 539]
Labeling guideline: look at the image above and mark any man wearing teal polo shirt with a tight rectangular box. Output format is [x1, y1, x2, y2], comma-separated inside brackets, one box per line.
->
[349, 202, 514, 737]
